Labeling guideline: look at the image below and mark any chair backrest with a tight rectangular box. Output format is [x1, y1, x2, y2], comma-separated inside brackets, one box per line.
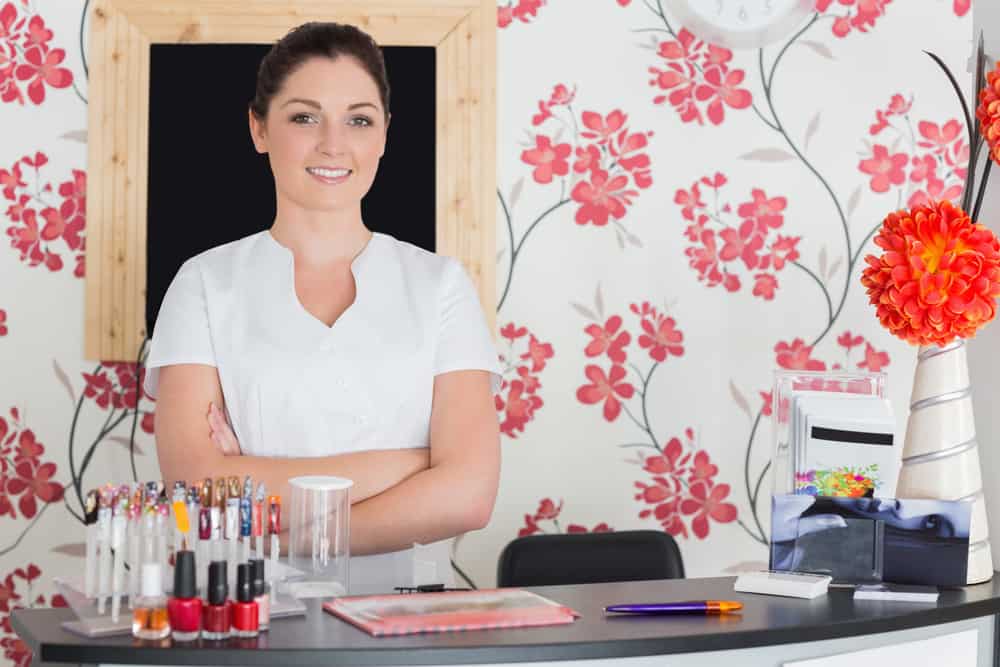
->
[496, 530, 684, 588]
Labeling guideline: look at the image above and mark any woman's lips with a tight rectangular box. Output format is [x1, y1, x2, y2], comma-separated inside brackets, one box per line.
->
[306, 167, 351, 185]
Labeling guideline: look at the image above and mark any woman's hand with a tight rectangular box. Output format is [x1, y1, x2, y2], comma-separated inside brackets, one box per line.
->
[207, 402, 242, 455]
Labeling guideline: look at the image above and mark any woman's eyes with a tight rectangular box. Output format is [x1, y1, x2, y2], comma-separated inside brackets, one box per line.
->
[289, 114, 372, 127]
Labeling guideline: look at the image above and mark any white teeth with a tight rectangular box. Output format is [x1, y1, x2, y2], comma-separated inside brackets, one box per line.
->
[307, 167, 351, 178]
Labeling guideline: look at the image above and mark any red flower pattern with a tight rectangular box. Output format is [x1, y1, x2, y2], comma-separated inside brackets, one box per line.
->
[0, 3, 73, 106]
[634, 430, 735, 539]
[496, 323, 553, 439]
[576, 364, 634, 421]
[0, 564, 67, 667]
[680, 481, 738, 540]
[3, 153, 86, 276]
[648, 29, 751, 126]
[517, 497, 613, 537]
[521, 135, 571, 184]
[0, 409, 64, 520]
[814, 0, 893, 39]
[0, 308, 6, 336]
[677, 174, 799, 299]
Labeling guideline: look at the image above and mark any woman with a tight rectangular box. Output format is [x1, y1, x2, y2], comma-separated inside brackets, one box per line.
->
[143, 22, 502, 594]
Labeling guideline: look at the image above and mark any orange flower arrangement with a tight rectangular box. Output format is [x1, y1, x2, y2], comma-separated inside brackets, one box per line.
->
[861, 48, 1000, 347]
[861, 200, 1000, 346]
[978, 60, 1000, 166]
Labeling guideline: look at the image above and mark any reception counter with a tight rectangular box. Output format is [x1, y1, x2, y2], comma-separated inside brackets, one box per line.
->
[12, 575, 1000, 667]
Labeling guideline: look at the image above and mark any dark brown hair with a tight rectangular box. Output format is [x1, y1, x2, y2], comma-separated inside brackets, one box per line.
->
[249, 22, 390, 121]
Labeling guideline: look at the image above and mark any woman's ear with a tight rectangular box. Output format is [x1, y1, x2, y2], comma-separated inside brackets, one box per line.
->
[248, 108, 268, 154]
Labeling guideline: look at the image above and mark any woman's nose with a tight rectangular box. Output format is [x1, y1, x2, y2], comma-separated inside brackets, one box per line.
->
[316, 122, 348, 156]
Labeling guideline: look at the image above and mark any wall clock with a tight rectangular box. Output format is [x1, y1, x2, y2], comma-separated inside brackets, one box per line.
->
[669, 0, 816, 50]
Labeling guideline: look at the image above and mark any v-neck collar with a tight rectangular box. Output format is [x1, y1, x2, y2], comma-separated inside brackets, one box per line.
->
[259, 229, 382, 335]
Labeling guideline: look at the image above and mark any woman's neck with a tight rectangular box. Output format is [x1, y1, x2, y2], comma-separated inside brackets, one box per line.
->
[269, 202, 372, 269]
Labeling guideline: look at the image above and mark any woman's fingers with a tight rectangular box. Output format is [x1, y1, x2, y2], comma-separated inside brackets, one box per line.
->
[207, 402, 242, 455]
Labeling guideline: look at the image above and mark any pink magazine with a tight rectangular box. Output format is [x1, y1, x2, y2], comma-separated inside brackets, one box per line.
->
[323, 588, 580, 636]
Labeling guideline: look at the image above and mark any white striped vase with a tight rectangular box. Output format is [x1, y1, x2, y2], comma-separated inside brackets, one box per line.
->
[895, 339, 993, 585]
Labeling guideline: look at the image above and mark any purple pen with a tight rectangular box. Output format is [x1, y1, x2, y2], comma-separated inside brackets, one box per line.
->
[604, 600, 743, 615]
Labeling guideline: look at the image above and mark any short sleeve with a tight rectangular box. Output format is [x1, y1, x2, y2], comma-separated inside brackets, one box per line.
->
[433, 259, 502, 393]
[142, 259, 216, 399]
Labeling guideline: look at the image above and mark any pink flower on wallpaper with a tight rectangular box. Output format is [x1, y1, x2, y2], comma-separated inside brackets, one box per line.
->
[6, 460, 62, 519]
[0, 309, 6, 336]
[694, 66, 752, 126]
[576, 364, 634, 421]
[497, 0, 546, 28]
[636, 311, 684, 362]
[676, 175, 799, 300]
[814, 0, 893, 39]
[837, 331, 864, 350]
[82, 361, 148, 411]
[752, 273, 778, 300]
[0, 4, 73, 106]
[531, 83, 576, 126]
[859, 106, 967, 206]
[680, 481, 737, 539]
[634, 429, 736, 540]
[521, 135, 571, 184]
[3, 154, 86, 276]
[584, 316, 630, 364]
[496, 323, 553, 439]
[775, 338, 826, 371]
[513, 93, 652, 239]
[869, 94, 913, 135]
[953, 0, 970, 16]
[571, 168, 636, 226]
[857, 342, 890, 372]
[858, 145, 907, 193]
[648, 29, 750, 126]
[0, 409, 64, 521]
[0, 564, 67, 667]
[517, 497, 613, 536]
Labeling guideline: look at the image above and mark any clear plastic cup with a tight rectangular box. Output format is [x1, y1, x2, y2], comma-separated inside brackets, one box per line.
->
[284, 476, 353, 598]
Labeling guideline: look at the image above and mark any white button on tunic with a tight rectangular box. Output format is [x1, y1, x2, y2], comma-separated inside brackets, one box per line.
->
[143, 230, 501, 593]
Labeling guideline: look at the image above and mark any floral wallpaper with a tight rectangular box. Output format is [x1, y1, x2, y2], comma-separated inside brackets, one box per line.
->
[0, 0, 975, 664]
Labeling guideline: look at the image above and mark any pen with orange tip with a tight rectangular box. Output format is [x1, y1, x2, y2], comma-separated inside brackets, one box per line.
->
[604, 600, 743, 614]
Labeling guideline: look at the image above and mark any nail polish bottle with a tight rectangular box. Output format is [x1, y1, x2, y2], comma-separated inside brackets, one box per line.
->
[202, 560, 231, 640]
[250, 559, 269, 630]
[132, 562, 170, 640]
[167, 550, 202, 641]
[231, 563, 259, 638]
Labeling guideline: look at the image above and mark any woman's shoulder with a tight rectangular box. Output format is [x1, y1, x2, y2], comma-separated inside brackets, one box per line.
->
[375, 232, 463, 285]
[179, 231, 269, 278]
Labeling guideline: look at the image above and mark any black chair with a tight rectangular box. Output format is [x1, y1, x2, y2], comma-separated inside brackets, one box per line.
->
[496, 530, 684, 587]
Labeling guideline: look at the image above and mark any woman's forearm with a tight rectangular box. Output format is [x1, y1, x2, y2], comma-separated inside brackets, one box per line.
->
[158, 446, 429, 511]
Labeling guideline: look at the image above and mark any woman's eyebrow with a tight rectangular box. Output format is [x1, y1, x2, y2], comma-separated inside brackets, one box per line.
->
[281, 97, 321, 110]
[279, 99, 379, 112]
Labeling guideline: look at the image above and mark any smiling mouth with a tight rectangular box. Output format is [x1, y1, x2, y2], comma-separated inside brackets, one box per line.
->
[306, 167, 352, 182]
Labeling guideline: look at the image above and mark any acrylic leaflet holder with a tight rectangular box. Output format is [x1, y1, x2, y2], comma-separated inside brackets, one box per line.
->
[54, 569, 307, 638]
[770, 369, 888, 497]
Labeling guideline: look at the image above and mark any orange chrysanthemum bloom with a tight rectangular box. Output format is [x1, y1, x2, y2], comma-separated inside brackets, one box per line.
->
[977, 60, 1000, 166]
[861, 200, 1000, 346]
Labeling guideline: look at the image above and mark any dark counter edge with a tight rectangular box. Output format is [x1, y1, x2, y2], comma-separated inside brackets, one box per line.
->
[14, 595, 1000, 666]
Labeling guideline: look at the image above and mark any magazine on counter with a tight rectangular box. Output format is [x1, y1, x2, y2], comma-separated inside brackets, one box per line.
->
[323, 588, 580, 636]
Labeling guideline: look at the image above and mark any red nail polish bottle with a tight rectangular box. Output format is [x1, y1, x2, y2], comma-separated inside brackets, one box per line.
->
[167, 551, 202, 641]
[202, 560, 231, 640]
[231, 563, 259, 638]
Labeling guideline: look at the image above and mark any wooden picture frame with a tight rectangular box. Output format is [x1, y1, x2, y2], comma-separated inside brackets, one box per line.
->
[84, 0, 496, 361]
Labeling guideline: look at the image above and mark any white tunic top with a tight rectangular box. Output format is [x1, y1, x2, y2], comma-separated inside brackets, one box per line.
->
[143, 230, 501, 593]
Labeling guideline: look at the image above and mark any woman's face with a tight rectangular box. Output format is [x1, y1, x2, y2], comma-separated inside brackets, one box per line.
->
[249, 55, 388, 214]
